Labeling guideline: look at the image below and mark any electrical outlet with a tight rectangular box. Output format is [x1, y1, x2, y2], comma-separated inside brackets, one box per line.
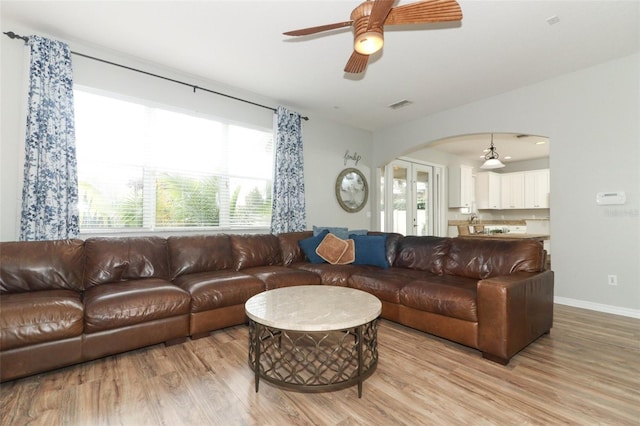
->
[607, 275, 618, 286]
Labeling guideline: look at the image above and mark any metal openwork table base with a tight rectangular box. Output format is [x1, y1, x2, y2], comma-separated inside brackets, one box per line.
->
[248, 318, 378, 398]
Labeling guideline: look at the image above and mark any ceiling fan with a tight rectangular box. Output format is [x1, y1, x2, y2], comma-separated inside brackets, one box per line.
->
[283, 0, 463, 74]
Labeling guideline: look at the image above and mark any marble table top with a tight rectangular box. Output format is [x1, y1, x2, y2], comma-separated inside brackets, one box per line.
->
[245, 285, 382, 332]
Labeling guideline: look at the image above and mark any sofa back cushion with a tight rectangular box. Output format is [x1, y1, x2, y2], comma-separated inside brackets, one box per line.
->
[278, 231, 313, 266]
[0, 240, 84, 293]
[444, 238, 545, 279]
[231, 234, 283, 270]
[84, 237, 170, 287]
[393, 236, 448, 275]
[167, 234, 234, 279]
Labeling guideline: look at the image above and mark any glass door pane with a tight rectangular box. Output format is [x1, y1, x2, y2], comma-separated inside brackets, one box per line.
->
[392, 163, 408, 235]
[415, 169, 430, 236]
[383, 160, 440, 236]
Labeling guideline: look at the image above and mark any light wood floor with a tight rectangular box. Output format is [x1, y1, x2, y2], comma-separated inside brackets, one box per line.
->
[1, 304, 639, 425]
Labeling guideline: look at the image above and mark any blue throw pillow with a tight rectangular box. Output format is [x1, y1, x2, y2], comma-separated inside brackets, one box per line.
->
[348, 229, 368, 236]
[313, 225, 349, 240]
[299, 230, 330, 264]
[350, 234, 389, 269]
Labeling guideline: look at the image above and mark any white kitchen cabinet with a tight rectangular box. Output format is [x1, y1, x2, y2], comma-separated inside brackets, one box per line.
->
[478, 169, 550, 210]
[507, 225, 527, 234]
[500, 172, 525, 209]
[475, 171, 501, 209]
[448, 165, 473, 208]
[524, 169, 550, 208]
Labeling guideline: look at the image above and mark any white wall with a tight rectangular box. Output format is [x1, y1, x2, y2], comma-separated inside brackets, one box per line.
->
[0, 21, 29, 241]
[302, 116, 373, 230]
[373, 54, 640, 314]
[2, 19, 638, 316]
[0, 19, 373, 241]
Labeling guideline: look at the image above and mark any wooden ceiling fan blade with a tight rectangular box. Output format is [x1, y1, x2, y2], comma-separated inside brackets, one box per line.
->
[283, 21, 353, 36]
[367, 0, 395, 30]
[385, 0, 462, 25]
[344, 51, 369, 74]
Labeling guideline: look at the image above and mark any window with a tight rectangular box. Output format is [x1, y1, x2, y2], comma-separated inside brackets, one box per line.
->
[74, 88, 274, 232]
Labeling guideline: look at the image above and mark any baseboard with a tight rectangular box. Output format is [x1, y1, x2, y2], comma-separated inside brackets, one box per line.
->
[554, 297, 640, 319]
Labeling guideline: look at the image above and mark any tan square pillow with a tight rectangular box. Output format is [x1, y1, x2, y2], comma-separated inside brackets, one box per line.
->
[334, 239, 355, 264]
[315, 233, 348, 264]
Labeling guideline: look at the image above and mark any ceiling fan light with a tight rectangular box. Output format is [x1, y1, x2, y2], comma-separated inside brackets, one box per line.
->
[481, 158, 506, 169]
[354, 31, 383, 55]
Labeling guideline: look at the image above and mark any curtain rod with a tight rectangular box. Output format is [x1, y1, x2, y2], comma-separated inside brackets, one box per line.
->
[3, 31, 309, 121]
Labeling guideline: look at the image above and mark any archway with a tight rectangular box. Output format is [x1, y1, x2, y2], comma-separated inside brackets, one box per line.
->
[377, 133, 551, 251]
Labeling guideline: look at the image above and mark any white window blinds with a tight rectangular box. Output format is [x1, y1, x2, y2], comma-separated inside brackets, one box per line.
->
[74, 88, 273, 232]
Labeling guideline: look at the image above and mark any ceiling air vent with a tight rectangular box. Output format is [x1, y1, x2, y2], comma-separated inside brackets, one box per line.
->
[388, 99, 413, 110]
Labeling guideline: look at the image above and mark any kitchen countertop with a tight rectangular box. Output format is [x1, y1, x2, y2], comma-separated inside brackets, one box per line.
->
[458, 233, 550, 241]
[449, 219, 527, 226]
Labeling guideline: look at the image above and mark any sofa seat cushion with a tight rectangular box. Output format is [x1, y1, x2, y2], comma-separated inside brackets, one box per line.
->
[83, 278, 191, 333]
[400, 276, 478, 322]
[349, 268, 433, 303]
[0, 290, 83, 350]
[173, 271, 265, 312]
[243, 266, 321, 290]
[294, 263, 377, 286]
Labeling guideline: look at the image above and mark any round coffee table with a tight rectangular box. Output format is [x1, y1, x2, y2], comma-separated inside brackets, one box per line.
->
[245, 285, 381, 398]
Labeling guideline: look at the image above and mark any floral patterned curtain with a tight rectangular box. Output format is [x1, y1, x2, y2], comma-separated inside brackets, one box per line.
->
[270, 106, 306, 233]
[20, 36, 79, 241]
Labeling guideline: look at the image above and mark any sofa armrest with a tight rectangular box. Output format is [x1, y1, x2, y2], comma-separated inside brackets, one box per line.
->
[477, 270, 554, 364]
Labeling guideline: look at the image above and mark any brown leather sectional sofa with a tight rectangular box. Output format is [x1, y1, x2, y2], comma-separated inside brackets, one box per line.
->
[0, 231, 554, 382]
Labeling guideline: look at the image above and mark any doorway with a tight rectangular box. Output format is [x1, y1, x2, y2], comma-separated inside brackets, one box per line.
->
[380, 159, 445, 236]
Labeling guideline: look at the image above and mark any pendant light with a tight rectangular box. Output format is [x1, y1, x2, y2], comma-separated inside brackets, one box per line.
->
[480, 134, 505, 169]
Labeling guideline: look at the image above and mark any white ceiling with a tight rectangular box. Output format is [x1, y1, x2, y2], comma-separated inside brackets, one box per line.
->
[430, 132, 549, 164]
[2, 1, 639, 146]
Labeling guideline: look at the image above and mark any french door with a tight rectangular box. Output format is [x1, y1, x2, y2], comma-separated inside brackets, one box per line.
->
[381, 159, 444, 236]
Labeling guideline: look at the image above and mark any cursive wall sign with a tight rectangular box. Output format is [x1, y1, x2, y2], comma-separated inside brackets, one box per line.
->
[343, 150, 362, 166]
